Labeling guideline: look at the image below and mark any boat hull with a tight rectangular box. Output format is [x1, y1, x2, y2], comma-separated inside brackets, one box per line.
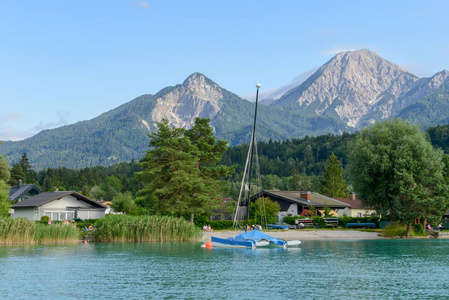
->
[211, 236, 254, 248]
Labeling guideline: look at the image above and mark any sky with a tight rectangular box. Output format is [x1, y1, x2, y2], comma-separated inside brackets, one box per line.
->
[1, 0, 449, 141]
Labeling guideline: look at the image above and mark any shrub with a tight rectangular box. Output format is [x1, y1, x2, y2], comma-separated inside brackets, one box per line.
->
[41, 216, 50, 223]
[283, 216, 297, 225]
[381, 222, 426, 237]
[301, 209, 315, 218]
[313, 216, 325, 229]
[207, 220, 234, 230]
[191, 215, 209, 228]
[413, 223, 424, 235]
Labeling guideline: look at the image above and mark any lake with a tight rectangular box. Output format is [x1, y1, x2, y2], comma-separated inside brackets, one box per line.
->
[1, 239, 448, 299]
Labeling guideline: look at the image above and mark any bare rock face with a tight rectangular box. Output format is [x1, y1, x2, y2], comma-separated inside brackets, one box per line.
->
[272, 50, 449, 129]
[151, 73, 223, 129]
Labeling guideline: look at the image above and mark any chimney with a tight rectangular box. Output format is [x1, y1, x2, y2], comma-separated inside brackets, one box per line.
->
[300, 191, 311, 201]
[350, 192, 356, 200]
[18, 180, 23, 188]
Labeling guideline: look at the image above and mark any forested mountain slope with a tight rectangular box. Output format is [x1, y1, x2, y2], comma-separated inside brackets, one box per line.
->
[2, 51, 449, 169]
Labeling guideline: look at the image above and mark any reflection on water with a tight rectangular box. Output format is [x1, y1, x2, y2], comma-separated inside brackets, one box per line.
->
[0, 239, 448, 299]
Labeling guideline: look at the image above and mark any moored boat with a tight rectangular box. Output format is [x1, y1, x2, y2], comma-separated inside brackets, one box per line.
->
[211, 84, 300, 248]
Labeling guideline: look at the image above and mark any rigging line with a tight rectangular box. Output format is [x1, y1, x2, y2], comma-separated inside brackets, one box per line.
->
[245, 85, 260, 228]
[233, 138, 253, 229]
[254, 139, 267, 228]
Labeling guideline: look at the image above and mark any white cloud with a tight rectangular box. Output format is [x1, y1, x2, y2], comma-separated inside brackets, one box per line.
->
[0, 111, 69, 141]
[31, 111, 69, 132]
[133, 1, 151, 9]
[242, 67, 319, 103]
[0, 127, 34, 142]
[0, 114, 31, 141]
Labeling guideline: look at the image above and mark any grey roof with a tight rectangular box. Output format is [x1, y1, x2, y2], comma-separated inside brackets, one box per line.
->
[9, 184, 42, 202]
[252, 190, 350, 209]
[12, 191, 106, 208]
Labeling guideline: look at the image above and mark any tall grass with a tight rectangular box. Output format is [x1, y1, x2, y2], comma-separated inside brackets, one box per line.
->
[0, 217, 79, 245]
[381, 222, 426, 237]
[94, 215, 202, 242]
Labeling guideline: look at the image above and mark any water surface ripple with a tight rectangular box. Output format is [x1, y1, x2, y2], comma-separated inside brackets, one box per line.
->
[1, 239, 448, 299]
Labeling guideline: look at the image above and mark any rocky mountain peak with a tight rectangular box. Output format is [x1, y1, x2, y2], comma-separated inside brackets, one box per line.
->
[182, 72, 222, 98]
[151, 73, 223, 129]
[272, 49, 419, 127]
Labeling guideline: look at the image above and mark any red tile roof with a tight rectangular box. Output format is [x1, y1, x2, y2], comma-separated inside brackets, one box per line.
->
[334, 198, 362, 209]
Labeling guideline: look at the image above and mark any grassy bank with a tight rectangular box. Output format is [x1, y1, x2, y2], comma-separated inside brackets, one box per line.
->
[94, 215, 202, 242]
[380, 222, 426, 237]
[0, 218, 80, 245]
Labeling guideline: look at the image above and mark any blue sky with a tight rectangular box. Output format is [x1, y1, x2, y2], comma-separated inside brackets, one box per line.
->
[1, 0, 449, 141]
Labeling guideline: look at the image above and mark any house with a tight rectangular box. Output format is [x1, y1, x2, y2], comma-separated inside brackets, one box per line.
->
[9, 180, 42, 203]
[334, 193, 377, 217]
[249, 190, 350, 222]
[11, 191, 107, 221]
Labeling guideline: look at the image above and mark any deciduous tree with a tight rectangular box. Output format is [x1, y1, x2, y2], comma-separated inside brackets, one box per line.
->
[0, 180, 11, 217]
[348, 119, 449, 237]
[0, 145, 10, 183]
[250, 197, 280, 225]
[112, 192, 136, 214]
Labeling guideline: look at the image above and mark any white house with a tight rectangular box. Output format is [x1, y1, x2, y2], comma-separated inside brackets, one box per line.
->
[334, 193, 377, 217]
[11, 191, 106, 221]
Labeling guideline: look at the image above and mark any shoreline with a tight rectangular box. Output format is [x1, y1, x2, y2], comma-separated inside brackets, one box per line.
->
[202, 229, 383, 242]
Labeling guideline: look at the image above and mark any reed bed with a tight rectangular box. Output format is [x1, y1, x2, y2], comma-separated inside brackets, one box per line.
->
[0, 218, 79, 245]
[94, 215, 202, 242]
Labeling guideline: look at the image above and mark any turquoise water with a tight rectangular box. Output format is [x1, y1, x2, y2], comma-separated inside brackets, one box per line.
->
[1, 239, 448, 299]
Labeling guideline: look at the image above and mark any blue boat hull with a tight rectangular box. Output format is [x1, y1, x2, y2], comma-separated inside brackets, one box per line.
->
[211, 229, 287, 248]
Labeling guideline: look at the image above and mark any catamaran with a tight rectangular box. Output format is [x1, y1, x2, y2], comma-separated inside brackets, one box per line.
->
[211, 84, 300, 248]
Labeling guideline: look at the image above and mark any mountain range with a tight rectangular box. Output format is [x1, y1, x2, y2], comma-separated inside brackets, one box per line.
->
[2, 49, 449, 169]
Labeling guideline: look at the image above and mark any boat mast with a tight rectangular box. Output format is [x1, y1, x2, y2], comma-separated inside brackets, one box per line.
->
[245, 83, 261, 229]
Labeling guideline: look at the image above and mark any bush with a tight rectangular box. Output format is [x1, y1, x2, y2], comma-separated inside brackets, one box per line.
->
[283, 216, 297, 225]
[41, 216, 49, 223]
[191, 215, 209, 228]
[207, 220, 235, 230]
[313, 216, 325, 228]
[413, 223, 424, 235]
[381, 222, 426, 237]
[301, 209, 315, 218]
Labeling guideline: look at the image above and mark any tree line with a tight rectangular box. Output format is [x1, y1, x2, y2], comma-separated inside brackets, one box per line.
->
[2, 120, 449, 231]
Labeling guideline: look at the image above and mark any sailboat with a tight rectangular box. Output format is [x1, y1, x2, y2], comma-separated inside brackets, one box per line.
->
[211, 84, 300, 248]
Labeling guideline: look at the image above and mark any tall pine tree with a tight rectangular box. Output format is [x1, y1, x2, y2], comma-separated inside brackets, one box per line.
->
[318, 153, 348, 198]
[137, 118, 234, 223]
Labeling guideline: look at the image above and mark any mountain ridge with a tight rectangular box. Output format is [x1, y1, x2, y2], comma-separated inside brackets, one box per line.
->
[2, 50, 449, 169]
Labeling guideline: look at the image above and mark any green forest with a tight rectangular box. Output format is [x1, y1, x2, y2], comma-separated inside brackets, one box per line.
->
[4, 123, 449, 206]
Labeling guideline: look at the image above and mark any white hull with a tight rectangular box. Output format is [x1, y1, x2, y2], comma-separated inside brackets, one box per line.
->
[286, 240, 302, 246]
